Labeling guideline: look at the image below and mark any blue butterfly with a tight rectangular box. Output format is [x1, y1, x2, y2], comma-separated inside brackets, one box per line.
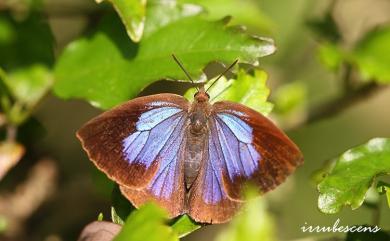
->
[77, 56, 303, 223]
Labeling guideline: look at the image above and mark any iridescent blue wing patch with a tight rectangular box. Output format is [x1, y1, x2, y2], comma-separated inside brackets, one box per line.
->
[77, 94, 189, 192]
[120, 108, 188, 217]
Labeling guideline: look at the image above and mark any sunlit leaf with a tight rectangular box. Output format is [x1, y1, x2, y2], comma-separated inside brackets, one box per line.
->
[215, 188, 276, 241]
[181, 0, 274, 33]
[171, 215, 200, 238]
[113, 203, 178, 241]
[185, 69, 273, 115]
[54, 13, 275, 109]
[97, 0, 147, 42]
[317, 138, 390, 214]
[351, 26, 390, 83]
[143, 0, 203, 38]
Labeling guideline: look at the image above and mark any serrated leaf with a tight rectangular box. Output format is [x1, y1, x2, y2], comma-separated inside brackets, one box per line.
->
[185, 68, 273, 115]
[113, 203, 178, 241]
[317, 138, 390, 214]
[215, 188, 276, 241]
[351, 26, 390, 83]
[54, 13, 275, 109]
[98, 0, 147, 42]
[171, 215, 200, 238]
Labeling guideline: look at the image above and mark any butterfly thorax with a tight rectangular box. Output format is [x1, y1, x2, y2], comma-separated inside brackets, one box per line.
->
[184, 90, 211, 189]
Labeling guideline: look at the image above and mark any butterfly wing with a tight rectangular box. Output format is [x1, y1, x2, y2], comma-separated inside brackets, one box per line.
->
[188, 101, 303, 223]
[77, 94, 189, 191]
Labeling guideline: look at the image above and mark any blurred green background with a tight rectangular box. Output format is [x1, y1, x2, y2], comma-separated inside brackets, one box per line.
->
[1, 0, 390, 240]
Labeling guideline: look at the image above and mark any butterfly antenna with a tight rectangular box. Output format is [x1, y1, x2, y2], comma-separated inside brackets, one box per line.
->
[172, 54, 199, 91]
[211, 83, 232, 101]
[206, 59, 238, 93]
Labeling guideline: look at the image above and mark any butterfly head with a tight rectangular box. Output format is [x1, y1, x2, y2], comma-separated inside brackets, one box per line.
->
[194, 86, 210, 103]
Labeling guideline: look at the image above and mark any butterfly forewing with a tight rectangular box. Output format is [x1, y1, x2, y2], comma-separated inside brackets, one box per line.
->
[77, 94, 189, 191]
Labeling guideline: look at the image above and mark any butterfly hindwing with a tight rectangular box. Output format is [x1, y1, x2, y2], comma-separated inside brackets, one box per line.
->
[77, 94, 189, 191]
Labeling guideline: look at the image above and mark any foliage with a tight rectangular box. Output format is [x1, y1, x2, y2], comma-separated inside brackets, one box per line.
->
[98, 0, 147, 42]
[113, 203, 178, 241]
[351, 26, 390, 83]
[54, 12, 275, 109]
[317, 138, 390, 214]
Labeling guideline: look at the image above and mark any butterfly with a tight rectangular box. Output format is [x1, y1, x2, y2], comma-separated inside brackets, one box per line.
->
[77, 55, 303, 224]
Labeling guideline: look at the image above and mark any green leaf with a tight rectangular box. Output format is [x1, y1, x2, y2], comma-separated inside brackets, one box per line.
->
[97, 212, 104, 221]
[317, 138, 390, 214]
[351, 26, 390, 83]
[215, 188, 276, 241]
[317, 42, 344, 71]
[181, 0, 274, 33]
[3, 65, 52, 107]
[113, 203, 178, 241]
[184, 69, 273, 115]
[143, 0, 203, 38]
[98, 0, 147, 42]
[170, 215, 200, 238]
[54, 13, 275, 109]
[0, 12, 54, 70]
[376, 181, 390, 208]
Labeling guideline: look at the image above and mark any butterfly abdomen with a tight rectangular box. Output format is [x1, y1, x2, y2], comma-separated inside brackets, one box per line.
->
[184, 129, 207, 189]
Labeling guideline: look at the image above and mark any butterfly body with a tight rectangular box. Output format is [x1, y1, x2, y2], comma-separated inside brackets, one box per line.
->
[185, 88, 211, 188]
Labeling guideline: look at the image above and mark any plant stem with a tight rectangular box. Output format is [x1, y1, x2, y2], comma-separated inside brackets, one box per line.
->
[288, 82, 386, 130]
[372, 199, 381, 226]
